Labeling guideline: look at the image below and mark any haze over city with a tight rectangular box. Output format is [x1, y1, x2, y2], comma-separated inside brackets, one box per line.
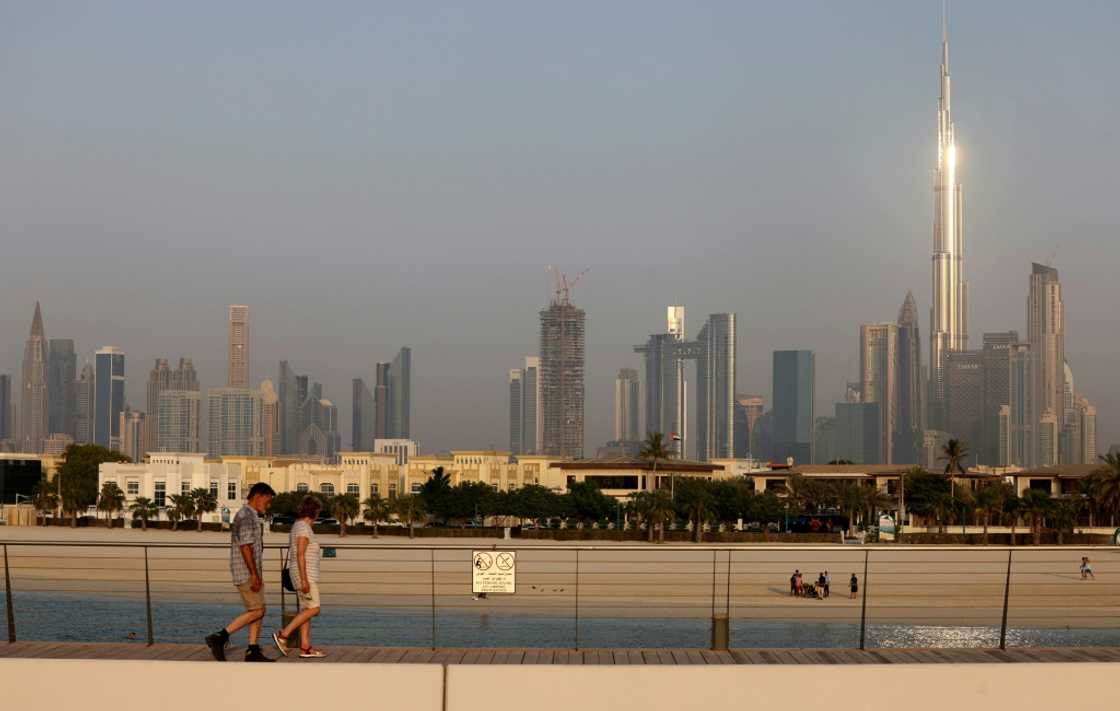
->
[2, 1, 1118, 453]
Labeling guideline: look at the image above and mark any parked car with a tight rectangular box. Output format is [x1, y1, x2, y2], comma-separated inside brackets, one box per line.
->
[271, 514, 295, 526]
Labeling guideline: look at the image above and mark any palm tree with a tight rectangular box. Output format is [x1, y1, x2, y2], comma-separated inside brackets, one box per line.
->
[97, 482, 126, 528]
[363, 496, 391, 537]
[1020, 489, 1052, 545]
[1002, 486, 1022, 545]
[129, 497, 159, 531]
[939, 438, 970, 534]
[167, 493, 196, 531]
[1050, 499, 1078, 545]
[862, 486, 894, 536]
[1086, 453, 1120, 526]
[630, 489, 674, 543]
[32, 480, 60, 526]
[391, 494, 427, 539]
[330, 494, 360, 537]
[838, 483, 865, 535]
[191, 488, 218, 531]
[639, 432, 673, 497]
[974, 484, 1004, 545]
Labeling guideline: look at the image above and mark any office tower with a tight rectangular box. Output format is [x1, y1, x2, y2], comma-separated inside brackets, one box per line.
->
[944, 350, 983, 465]
[1038, 410, 1059, 467]
[1077, 397, 1097, 465]
[540, 290, 586, 458]
[260, 379, 279, 457]
[860, 323, 898, 463]
[981, 331, 1018, 466]
[296, 386, 340, 459]
[94, 346, 125, 451]
[208, 388, 263, 456]
[509, 368, 524, 454]
[75, 363, 94, 444]
[146, 359, 171, 451]
[929, 14, 969, 432]
[772, 350, 814, 464]
[521, 357, 542, 454]
[157, 390, 202, 453]
[1008, 343, 1034, 467]
[387, 347, 411, 439]
[228, 305, 250, 388]
[695, 313, 736, 460]
[1027, 263, 1065, 464]
[814, 416, 837, 465]
[278, 361, 299, 453]
[352, 378, 375, 450]
[895, 292, 923, 464]
[119, 408, 146, 463]
[374, 362, 391, 440]
[733, 395, 765, 458]
[0, 375, 10, 442]
[835, 402, 880, 465]
[20, 302, 50, 453]
[614, 368, 640, 443]
[634, 332, 681, 442]
[997, 405, 1012, 466]
[47, 339, 76, 438]
[146, 357, 199, 453]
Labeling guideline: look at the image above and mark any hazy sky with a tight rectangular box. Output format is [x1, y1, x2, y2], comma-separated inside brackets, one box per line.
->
[2, 1, 1118, 454]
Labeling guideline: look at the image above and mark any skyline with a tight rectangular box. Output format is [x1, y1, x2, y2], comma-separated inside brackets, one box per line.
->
[2, 2, 1118, 452]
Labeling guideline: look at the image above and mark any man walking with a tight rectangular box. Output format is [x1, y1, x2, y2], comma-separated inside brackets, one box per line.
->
[206, 482, 277, 662]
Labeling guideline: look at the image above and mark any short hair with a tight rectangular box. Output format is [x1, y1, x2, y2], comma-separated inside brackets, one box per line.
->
[296, 495, 322, 519]
[247, 482, 276, 499]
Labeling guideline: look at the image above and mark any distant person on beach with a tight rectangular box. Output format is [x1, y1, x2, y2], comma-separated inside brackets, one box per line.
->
[816, 572, 826, 599]
[1080, 557, 1096, 581]
[274, 495, 327, 659]
[790, 570, 798, 596]
[205, 482, 276, 662]
[849, 573, 858, 599]
[823, 571, 831, 598]
[795, 570, 804, 597]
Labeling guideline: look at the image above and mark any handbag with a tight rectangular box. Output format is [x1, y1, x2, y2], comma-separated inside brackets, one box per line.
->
[281, 550, 296, 592]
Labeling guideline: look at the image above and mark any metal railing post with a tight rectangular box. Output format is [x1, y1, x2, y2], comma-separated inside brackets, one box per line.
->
[143, 546, 154, 646]
[3, 544, 14, 643]
[430, 549, 437, 650]
[999, 549, 1012, 650]
[574, 549, 580, 650]
[858, 549, 869, 650]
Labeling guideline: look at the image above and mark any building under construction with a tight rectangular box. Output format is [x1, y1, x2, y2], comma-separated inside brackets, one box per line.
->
[540, 272, 586, 459]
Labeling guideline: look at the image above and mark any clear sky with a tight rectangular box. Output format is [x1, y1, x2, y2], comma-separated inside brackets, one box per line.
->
[2, 1, 1118, 454]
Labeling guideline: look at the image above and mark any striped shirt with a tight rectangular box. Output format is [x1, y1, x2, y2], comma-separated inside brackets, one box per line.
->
[286, 519, 321, 586]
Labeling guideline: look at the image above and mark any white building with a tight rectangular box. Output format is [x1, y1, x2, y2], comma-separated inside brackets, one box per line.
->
[99, 453, 243, 522]
[374, 438, 418, 465]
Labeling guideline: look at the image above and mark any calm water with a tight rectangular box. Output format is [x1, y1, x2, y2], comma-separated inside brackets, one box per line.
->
[4, 592, 1119, 649]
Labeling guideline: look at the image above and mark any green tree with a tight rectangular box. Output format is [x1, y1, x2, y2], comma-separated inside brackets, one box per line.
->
[1002, 487, 1022, 544]
[564, 481, 615, 524]
[129, 497, 159, 531]
[509, 485, 559, 525]
[362, 496, 391, 537]
[1085, 453, 1120, 526]
[96, 481, 126, 527]
[974, 483, 1005, 544]
[837, 482, 865, 534]
[330, 493, 360, 536]
[939, 438, 971, 534]
[270, 491, 304, 518]
[630, 489, 674, 543]
[391, 494, 427, 539]
[904, 469, 953, 533]
[57, 444, 130, 526]
[862, 486, 895, 534]
[1050, 499, 1078, 545]
[674, 478, 717, 542]
[420, 467, 454, 522]
[710, 480, 755, 527]
[191, 488, 218, 531]
[32, 479, 60, 526]
[1020, 488, 1052, 545]
[167, 493, 196, 531]
[639, 432, 673, 496]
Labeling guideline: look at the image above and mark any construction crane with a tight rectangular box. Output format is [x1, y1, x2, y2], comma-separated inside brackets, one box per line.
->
[547, 266, 589, 305]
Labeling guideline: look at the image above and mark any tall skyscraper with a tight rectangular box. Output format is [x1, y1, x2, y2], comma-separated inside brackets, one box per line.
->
[374, 362, 391, 440]
[613, 368, 640, 443]
[945, 350, 984, 465]
[772, 350, 815, 464]
[1027, 263, 1065, 464]
[0, 374, 11, 443]
[521, 357, 542, 454]
[509, 368, 524, 454]
[540, 288, 585, 458]
[733, 394, 764, 458]
[351, 378, 375, 450]
[389, 347, 411, 439]
[228, 305, 250, 388]
[157, 390, 202, 453]
[860, 323, 898, 463]
[20, 302, 50, 453]
[75, 363, 94, 444]
[119, 408, 146, 463]
[147, 358, 198, 453]
[696, 313, 736, 460]
[1008, 343, 1034, 467]
[1076, 396, 1098, 465]
[981, 331, 1018, 465]
[208, 388, 263, 456]
[834, 402, 880, 465]
[278, 360, 299, 454]
[929, 16, 969, 431]
[48, 339, 76, 438]
[813, 415, 837, 465]
[895, 292, 923, 464]
[260, 379, 280, 457]
[94, 346, 125, 451]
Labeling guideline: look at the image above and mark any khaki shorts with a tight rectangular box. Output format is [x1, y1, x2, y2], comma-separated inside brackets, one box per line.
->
[236, 582, 266, 611]
[297, 582, 321, 611]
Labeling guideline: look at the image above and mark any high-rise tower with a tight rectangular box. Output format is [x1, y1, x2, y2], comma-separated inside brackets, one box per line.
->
[94, 346, 126, 451]
[929, 13, 968, 430]
[1028, 263, 1064, 466]
[896, 292, 923, 463]
[20, 303, 50, 453]
[48, 339, 76, 438]
[540, 277, 585, 459]
[228, 305, 250, 388]
[613, 368, 640, 443]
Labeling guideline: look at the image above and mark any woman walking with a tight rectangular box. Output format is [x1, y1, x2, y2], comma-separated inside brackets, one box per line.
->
[273, 496, 327, 659]
[849, 573, 859, 600]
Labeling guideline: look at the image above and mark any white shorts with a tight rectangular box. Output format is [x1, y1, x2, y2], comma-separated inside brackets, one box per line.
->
[297, 582, 321, 611]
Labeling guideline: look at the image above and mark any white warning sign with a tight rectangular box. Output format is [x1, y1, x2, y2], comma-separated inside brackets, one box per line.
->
[472, 550, 516, 594]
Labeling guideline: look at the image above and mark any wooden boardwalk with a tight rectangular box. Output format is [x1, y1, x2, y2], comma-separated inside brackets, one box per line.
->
[1, 642, 1119, 665]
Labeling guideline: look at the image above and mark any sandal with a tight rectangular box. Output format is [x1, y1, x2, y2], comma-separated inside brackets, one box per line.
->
[272, 632, 290, 657]
[299, 647, 327, 659]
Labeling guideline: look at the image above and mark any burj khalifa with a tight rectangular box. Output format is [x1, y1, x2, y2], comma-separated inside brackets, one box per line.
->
[929, 12, 967, 429]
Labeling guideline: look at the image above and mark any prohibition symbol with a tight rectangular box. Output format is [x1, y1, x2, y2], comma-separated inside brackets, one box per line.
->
[496, 552, 515, 571]
[474, 552, 494, 571]
[472, 550, 516, 594]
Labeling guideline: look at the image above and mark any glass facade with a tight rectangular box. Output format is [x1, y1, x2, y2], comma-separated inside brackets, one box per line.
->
[772, 350, 815, 464]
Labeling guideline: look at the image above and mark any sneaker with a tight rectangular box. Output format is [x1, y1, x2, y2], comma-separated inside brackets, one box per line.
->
[205, 632, 228, 662]
[244, 646, 274, 663]
[272, 631, 290, 657]
[299, 647, 327, 659]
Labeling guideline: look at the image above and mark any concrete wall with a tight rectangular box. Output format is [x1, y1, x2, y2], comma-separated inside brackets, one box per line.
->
[2, 659, 1116, 711]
